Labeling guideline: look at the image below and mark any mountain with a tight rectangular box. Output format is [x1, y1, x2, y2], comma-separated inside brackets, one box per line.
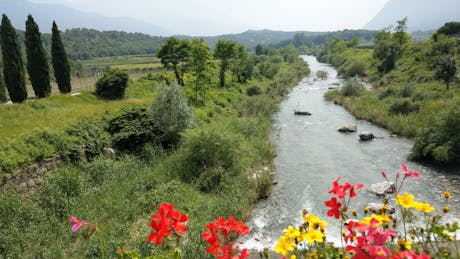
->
[365, 0, 460, 32]
[0, 0, 170, 36]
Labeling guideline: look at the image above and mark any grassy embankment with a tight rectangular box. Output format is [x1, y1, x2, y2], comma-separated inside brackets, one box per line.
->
[0, 52, 309, 257]
[313, 33, 460, 164]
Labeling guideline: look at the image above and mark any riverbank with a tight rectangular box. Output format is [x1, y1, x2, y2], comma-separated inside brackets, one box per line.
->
[312, 31, 460, 165]
[0, 50, 310, 257]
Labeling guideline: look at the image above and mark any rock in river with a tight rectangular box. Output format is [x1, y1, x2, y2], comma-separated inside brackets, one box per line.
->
[367, 181, 396, 196]
[359, 131, 374, 141]
[338, 124, 357, 133]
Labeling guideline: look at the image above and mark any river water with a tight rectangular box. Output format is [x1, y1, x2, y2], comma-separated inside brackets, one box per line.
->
[241, 55, 460, 251]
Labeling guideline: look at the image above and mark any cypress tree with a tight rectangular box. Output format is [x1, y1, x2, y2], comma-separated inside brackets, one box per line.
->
[25, 15, 51, 98]
[51, 21, 71, 93]
[0, 14, 28, 103]
[0, 71, 7, 103]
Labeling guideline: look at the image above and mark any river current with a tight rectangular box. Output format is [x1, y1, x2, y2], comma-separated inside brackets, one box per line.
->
[241, 55, 460, 251]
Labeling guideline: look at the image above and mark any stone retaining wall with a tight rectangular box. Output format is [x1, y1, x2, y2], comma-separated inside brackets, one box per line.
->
[0, 157, 61, 196]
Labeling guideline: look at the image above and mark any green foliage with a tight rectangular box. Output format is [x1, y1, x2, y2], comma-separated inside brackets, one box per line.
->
[157, 37, 190, 86]
[188, 38, 214, 103]
[0, 14, 27, 103]
[411, 103, 460, 163]
[316, 70, 328, 79]
[178, 127, 242, 185]
[214, 39, 237, 87]
[51, 21, 72, 93]
[95, 68, 129, 99]
[25, 15, 51, 98]
[340, 77, 365, 96]
[241, 95, 278, 117]
[437, 21, 460, 36]
[388, 98, 418, 115]
[151, 83, 193, 147]
[67, 118, 110, 161]
[255, 61, 280, 79]
[246, 84, 262, 96]
[107, 105, 156, 151]
[0, 71, 7, 103]
[342, 59, 367, 77]
[434, 55, 457, 90]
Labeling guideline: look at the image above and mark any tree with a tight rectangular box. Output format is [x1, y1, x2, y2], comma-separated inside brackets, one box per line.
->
[373, 18, 411, 74]
[188, 39, 214, 103]
[231, 44, 252, 83]
[435, 55, 457, 90]
[0, 71, 7, 103]
[25, 15, 51, 98]
[157, 37, 190, 86]
[95, 68, 129, 99]
[214, 39, 236, 87]
[0, 14, 27, 103]
[51, 21, 71, 93]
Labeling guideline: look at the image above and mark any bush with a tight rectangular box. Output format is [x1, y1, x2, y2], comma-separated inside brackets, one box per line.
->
[151, 83, 193, 147]
[108, 105, 157, 151]
[343, 60, 366, 77]
[256, 62, 279, 79]
[95, 68, 129, 100]
[388, 98, 418, 115]
[246, 84, 262, 96]
[316, 70, 328, 79]
[241, 95, 278, 117]
[340, 77, 365, 96]
[66, 118, 110, 161]
[178, 127, 242, 186]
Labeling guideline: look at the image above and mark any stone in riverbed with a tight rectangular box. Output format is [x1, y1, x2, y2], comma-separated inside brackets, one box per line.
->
[367, 181, 396, 196]
[359, 131, 374, 141]
[338, 124, 357, 133]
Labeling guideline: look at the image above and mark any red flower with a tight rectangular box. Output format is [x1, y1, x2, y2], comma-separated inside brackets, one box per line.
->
[202, 216, 250, 259]
[147, 203, 188, 245]
[401, 164, 419, 179]
[69, 216, 88, 232]
[325, 197, 342, 219]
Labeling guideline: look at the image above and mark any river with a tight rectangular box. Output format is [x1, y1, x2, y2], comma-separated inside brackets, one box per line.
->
[241, 55, 460, 251]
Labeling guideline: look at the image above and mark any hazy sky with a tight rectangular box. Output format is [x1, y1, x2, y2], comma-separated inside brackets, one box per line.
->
[30, 0, 390, 35]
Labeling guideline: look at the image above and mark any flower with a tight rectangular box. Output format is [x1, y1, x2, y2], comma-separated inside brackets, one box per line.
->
[443, 206, 450, 213]
[401, 164, 419, 179]
[414, 202, 435, 213]
[325, 197, 342, 219]
[302, 230, 325, 244]
[148, 203, 188, 245]
[274, 235, 296, 256]
[284, 226, 300, 240]
[443, 191, 451, 199]
[202, 216, 250, 259]
[69, 216, 88, 232]
[397, 239, 412, 250]
[396, 192, 416, 209]
[303, 213, 327, 231]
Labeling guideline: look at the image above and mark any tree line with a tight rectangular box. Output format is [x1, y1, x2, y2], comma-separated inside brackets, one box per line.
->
[0, 14, 71, 103]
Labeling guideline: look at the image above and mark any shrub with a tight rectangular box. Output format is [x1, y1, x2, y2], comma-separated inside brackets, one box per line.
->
[388, 98, 418, 115]
[95, 68, 129, 100]
[241, 95, 278, 117]
[399, 83, 415, 98]
[343, 60, 366, 77]
[178, 127, 242, 185]
[151, 83, 193, 148]
[256, 62, 279, 79]
[246, 84, 262, 96]
[316, 70, 328, 79]
[66, 118, 109, 161]
[340, 77, 365, 96]
[108, 105, 157, 151]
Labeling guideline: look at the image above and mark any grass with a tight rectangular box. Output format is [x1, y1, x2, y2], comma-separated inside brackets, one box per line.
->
[79, 54, 160, 68]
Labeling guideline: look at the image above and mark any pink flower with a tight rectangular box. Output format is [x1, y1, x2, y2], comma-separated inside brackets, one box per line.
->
[69, 216, 87, 232]
[401, 164, 419, 178]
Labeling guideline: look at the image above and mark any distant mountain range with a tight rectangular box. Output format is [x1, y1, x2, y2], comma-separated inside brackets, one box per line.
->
[365, 0, 460, 31]
[0, 0, 170, 36]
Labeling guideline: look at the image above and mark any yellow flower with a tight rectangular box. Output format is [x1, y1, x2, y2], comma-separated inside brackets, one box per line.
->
[302, 230, 325, 244]
[352, 210, 357, 217]
[274, 235, 295, 256]
[360, 214, 391, 226]
[364, 207, 370, 214]
[398, 239, 412, 250]
[396, 192, 416, 209]
[444, 191, 451, 199]
[290, 255, 297, 259]
[284, 225, 301, 239]
[303, 214, 327, 231]
[443, 206, 450, 213]
[415, 202, 435, 213]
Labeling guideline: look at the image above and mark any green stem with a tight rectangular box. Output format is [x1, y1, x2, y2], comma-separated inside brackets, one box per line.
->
[96, 227, 105, 259]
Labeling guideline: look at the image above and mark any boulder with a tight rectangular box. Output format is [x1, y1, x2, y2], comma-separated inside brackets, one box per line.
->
[359, 131, 374, 141]
[338, 124, 357, 133]
[366, 202, 396, 214]
[294, 111, 312, 116]
[367, 181, 396, 196]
